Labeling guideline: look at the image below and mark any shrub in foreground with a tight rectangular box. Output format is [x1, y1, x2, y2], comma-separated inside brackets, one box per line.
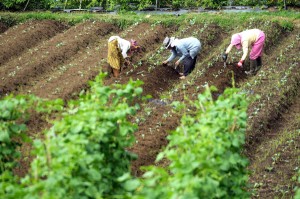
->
[133, 85, 250, 199]
[0, 74, 142, 198]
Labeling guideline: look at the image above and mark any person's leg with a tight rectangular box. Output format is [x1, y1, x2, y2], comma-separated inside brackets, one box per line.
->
[245, 59, 257, 75]
[255, 56, 262, 73]
[112, 68, 120, 77]
[183, 56, 196, 76]
[247, 32, 265, 75]
[250, 31, 265, 59]
[106, 65, 113, 77]
[190, 55, 197, 72]
[256, 56, 262, 66]
[250, 31, 265, 61]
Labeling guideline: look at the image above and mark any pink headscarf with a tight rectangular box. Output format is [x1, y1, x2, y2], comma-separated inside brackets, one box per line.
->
[231, 33, 242, 50]
[129, 39, 140, 54]
[130, 39, 138, 47]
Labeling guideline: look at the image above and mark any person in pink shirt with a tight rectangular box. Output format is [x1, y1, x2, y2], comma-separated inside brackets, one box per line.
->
[222, 29, 265, 75]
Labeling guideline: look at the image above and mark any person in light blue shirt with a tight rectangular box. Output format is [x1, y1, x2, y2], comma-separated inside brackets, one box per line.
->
[162, 36, 201, 79]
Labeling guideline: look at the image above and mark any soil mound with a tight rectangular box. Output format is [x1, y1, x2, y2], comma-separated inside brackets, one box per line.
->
[0, 21, 8, 33]
[0, 21, 118, 96]
[0, 20, 68, 65]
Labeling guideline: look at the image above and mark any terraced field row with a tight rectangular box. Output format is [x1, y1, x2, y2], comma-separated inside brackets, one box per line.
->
[0, 15, 299, 198]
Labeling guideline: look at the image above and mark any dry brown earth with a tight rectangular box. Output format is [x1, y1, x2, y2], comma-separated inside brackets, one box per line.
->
[0, 18, 299, 198]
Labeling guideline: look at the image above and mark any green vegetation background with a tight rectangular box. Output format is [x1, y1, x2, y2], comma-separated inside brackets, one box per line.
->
[0, 0, 299, 12]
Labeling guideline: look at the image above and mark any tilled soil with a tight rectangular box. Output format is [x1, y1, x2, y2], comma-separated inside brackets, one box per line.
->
[1, 18, 299, 198]
[0, 21, 8, 33]
[0, 21, 118, 96]
[0, 20, 68, 65]
[249, 91, 300, 198]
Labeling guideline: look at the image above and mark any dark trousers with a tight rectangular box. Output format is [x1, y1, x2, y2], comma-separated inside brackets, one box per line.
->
[183, 56, 197, 76]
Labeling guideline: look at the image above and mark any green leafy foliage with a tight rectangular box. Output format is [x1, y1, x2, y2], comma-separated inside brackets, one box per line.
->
[0, 0, 55, 10]
[0, 95, 63, 174]
[0, 74, 143, 198]
[1, 0, 299, 11]
[198, 0, 227, 9]
[0, 95, 32, 174]
[0, 95, 64, 199]
[294, 169, 300, 199]
[0, 170, 22, 198]
[135, 86, 250, 198]
[0, 0, 27, 9]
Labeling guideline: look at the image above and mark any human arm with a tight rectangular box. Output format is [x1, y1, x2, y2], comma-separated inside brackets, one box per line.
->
[177, 44, 189, 63]
[121, 45, 130, 59]
[118, 38, 131, 59]
[222, 44, 233, 62]
[166, 49, 177, 62]
[162, 60, 168, 65]
[222, 53, 228, 61]
[124, 57, 131, 65]
[236, 40, 249, 67]
[241, 40, 249, 61]
[237, 60, 244, 67]
[225, 44, 233, 54]
[163, 49, 176, 66]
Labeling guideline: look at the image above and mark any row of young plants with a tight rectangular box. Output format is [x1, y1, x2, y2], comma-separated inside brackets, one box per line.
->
[242, 26, 299, 134]
[123, 18, 298, 197]
[0, 11, 297, 31]
[124, 22, 205, 125]
[131, 85, 251, 198]
[144, 18, 299, 198]
[1, 13, 298, 198]
[178, 18, 294, 101]
[242, 27, 300, 197]
[131, 22, 196, 74]
[0, 73, 251, 198]
[23, 21, 143, 96]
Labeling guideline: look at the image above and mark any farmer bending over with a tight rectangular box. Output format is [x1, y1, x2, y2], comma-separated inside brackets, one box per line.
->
[222, 29, 265, 75]
[162, 36, 201, 79]
[107, 36, 140, 77]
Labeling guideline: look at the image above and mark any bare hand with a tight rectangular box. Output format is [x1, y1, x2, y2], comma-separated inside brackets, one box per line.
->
[237, 60, 243, 68]
[162, 60, 168, 65]
[175, 60, 180, 66]
[125, 58, 131, 66]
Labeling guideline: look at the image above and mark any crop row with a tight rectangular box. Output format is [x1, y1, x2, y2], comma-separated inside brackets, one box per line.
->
[0, 74, 250, 198]
[0, 21, 119, 96]
[0, 15, 299, 198]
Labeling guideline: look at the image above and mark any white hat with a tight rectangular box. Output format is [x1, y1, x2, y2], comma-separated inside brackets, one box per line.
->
[163, 37, 175, 49]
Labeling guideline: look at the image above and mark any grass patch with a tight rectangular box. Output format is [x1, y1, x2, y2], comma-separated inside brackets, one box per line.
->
[1, 11, 299, 29]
